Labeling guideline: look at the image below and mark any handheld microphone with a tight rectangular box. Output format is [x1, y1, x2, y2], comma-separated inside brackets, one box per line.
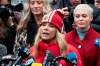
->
[43, 50, 55, 66]
[31, 63, 42, 66]
[12, 47, 30, 66]
[67, 52, 77, 66]
[24, 56, 34, 66]
[43, 50, 50, 66]
[94, 38, 100, 48]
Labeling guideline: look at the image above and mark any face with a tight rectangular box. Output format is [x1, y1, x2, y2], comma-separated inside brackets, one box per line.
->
[74, 9, 93, 30]
[94, 0, 100, 8]
[40, 22, 57, 43]
[0, 0, 10, 5]
[29, 0, 44, 15]
[70, 0, 81, 8]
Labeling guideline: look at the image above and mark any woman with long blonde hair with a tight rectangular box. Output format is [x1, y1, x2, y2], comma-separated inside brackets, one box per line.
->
[13, 0, 52, 52]
[28, 10, 83, 66]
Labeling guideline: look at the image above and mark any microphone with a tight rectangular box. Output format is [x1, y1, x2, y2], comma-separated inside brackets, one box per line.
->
[51, 52, 77, 66]
[43, 50, 55, 66]
[31, 63, 42, 66]
[94, 38, 100, 48]
[67, 52, 77, 66]
[24, 56, 34, 66]
[12, 47, 30, 66]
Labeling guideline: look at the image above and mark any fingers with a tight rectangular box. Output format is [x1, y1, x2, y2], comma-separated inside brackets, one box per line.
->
[62, 7, 69, 18]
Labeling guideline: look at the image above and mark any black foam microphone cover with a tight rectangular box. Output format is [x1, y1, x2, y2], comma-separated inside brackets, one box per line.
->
[18, 47, 30, 59]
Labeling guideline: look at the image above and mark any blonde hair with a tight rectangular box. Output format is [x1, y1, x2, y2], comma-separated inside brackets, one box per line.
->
[17, 0, 52, 32]
[73, 4, 93, 15]
[32, 28, 67, 57]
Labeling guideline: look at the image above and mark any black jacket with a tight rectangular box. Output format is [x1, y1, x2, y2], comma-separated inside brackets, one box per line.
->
[90, 4, 100, 33]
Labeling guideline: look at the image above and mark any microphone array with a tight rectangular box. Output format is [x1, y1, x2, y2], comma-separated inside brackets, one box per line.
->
[0, 48, 78, 66]
[42, 50, 77, 66]
[1, 38, 100, 66]
[0, 47, 30, 66]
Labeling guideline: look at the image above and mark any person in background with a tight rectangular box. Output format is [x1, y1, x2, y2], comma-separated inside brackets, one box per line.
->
[94, 0, 100, 8]
[28, 10, 83, 66]
[13, 0, 52, 52]
[47, 0, 61, 10]
[0, 17, 14, 54]
[58, 0, 86, 33]
[0, 0, 17, 54]
[89, 0, 100, 33]
[65, 4, 100, 66]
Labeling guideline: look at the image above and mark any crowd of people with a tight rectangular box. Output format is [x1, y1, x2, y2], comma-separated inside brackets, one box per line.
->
[0, 0, 100, 66]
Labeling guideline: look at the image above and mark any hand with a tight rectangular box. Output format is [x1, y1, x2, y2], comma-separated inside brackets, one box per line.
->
[7, 16, 14, 27]
[62, 7, 69, 18]
[72, 22, 77, 29]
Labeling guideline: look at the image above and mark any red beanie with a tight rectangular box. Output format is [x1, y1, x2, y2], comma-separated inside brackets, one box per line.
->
[42, 10, 64, 32]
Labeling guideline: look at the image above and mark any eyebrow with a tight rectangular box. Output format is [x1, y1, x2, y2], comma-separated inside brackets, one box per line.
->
[96, 1, 100, 3]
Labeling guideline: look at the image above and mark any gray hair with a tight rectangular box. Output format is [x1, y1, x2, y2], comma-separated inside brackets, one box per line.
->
[73, 4, 93, 15]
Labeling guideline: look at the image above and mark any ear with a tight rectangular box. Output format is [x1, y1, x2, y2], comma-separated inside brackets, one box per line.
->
[90, 15, 93, 22]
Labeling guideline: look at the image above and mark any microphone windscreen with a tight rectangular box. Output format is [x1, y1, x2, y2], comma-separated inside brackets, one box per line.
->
[94, 38, 100, 48]
[18, 47, 30, 59]
[0, 44, 7, 58]
[67, 52, 77, 61]
[24, 56, 34, 66]
[47, 51, 55, 62]
[31, 63, 42, 66]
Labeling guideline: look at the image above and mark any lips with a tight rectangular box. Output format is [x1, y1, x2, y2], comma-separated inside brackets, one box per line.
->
[42, 32, 49, 36]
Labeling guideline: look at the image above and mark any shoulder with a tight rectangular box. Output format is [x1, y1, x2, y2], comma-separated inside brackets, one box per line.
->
[30, 46, 35, 54]
[67, 44, 78, 53]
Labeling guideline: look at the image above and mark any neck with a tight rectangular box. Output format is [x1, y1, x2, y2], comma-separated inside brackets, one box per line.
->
[43, 40, 55, 44]
[76, 25, 90, 32]
[34, 14, 43, 26]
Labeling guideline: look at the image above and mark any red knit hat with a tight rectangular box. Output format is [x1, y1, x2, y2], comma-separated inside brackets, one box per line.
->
[42, 10, 64, 32]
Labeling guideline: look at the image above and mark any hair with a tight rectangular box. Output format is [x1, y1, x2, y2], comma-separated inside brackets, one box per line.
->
[0, 18, 4, 27]
[73, 4, 93, 15]
[0, 19, 6, 43]
[16, 0, 52, 32]
[94, 0, 100, 2]
[31, 28, 68, 57]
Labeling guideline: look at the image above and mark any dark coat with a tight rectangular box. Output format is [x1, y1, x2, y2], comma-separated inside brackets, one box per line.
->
[90, 4, 100, 33]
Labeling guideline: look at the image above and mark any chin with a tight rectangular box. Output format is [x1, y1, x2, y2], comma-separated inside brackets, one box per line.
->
[34, 12, 42, 15]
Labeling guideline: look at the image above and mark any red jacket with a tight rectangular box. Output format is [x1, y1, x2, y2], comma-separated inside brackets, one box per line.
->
[65, 26, 100, 66]
[29, 41, 83, 66]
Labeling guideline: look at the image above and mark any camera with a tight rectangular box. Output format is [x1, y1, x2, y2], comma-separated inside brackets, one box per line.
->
[0, 3, 23, 23]
[0, 4, 13, 22]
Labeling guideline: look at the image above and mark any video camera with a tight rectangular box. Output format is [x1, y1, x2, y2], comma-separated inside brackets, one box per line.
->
[0, 4, 12, 22]
[0, 3, 23, 23]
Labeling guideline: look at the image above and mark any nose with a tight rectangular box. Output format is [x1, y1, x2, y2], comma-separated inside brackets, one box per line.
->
[44, 24, 49, 30]
[34, 2, 38, 7]
[79, 16, 83, 20]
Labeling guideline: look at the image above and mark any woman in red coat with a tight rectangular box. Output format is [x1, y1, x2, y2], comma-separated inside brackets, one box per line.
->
[65, 4, 100, 66]
[28, 10, 83, 66]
